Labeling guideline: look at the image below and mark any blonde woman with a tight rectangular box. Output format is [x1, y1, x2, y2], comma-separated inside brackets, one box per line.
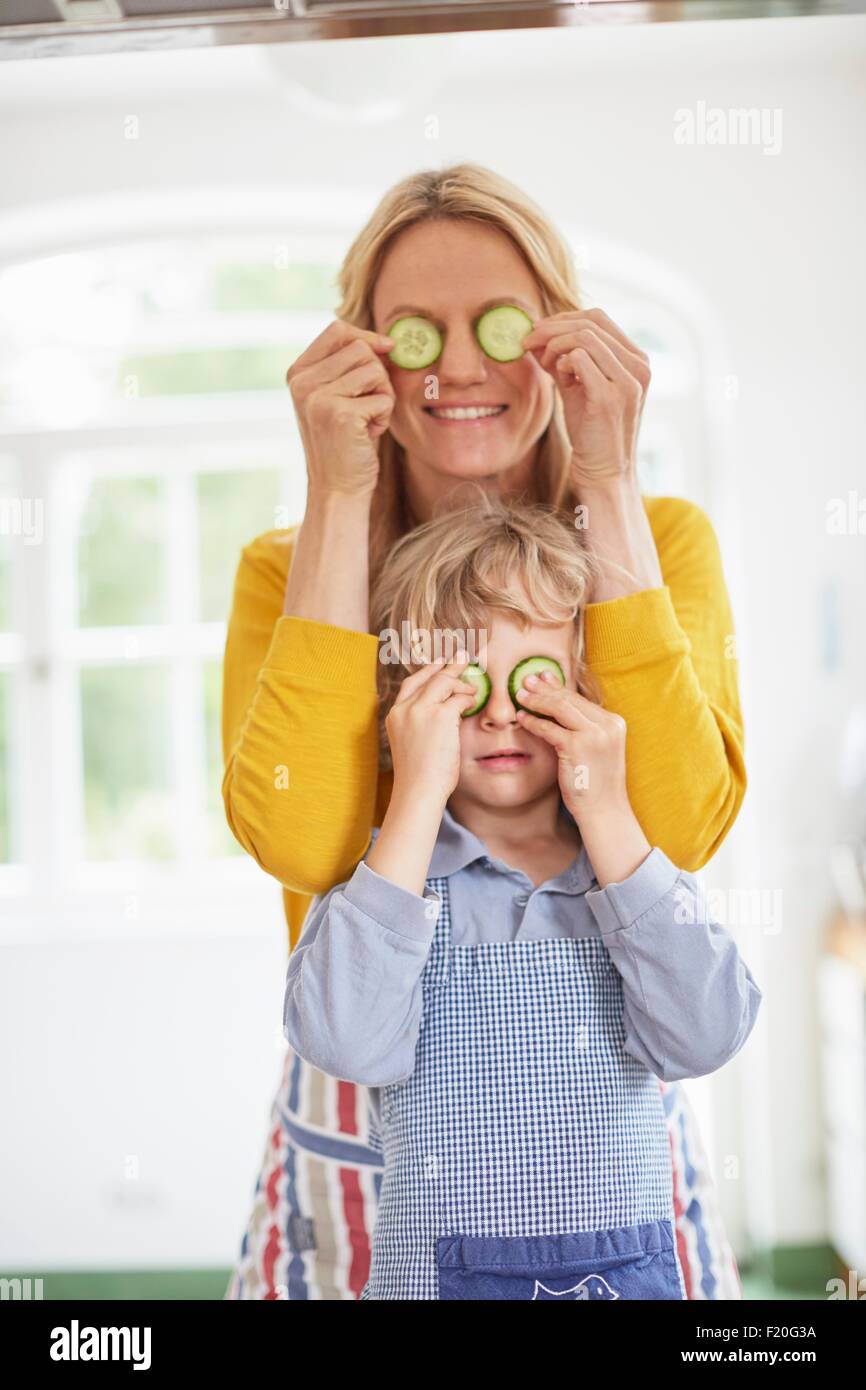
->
[222, 164, 746, 1300]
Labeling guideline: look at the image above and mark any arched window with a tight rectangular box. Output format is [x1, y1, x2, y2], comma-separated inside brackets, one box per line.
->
[0, 210, 728, 908]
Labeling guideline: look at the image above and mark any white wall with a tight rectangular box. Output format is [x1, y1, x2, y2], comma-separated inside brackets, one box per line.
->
[2, 12, 865, 1269]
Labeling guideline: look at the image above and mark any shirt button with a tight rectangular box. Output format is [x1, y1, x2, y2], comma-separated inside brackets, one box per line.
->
[515, 893, 529, 908]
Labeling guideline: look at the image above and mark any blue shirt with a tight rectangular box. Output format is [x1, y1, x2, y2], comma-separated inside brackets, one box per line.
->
[283, 805, 762, 1100]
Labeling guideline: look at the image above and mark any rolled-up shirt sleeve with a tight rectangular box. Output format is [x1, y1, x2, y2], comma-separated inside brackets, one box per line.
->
[586, 848, 762, 1082]
[283, 859, 441, 1086]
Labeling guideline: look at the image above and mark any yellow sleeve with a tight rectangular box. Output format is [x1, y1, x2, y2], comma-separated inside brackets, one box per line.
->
[583, 495, 746, 871]
[221, 528, 381, 896]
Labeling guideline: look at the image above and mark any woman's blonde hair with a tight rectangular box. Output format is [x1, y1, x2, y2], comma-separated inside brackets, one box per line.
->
[370, 489, 598, 770]
[334, 163, 585, 579]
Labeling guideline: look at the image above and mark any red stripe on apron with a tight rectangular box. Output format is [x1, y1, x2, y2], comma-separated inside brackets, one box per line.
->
[664, 1084, 693, 1300]
[339, 1166, 371, 1298]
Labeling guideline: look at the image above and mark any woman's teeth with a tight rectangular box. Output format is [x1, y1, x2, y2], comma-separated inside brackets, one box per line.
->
[426, 405, 507, 420]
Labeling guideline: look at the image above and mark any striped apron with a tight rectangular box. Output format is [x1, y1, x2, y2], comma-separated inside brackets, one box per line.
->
[358, 875, 686, 1300]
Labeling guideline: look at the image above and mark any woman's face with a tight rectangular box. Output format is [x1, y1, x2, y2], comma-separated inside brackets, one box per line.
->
[372, 219, 555, 500]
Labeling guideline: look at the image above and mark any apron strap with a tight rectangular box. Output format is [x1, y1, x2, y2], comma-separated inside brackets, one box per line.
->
[422, 874, 453, 991]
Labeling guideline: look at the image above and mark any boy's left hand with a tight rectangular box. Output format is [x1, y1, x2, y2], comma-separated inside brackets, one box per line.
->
[513, 670, 630, 824]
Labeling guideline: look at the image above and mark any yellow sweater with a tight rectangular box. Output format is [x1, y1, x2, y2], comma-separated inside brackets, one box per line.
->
[222, 495, 746, 953]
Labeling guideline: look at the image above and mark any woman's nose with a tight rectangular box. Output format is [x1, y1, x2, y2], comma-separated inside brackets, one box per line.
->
[436, 323, 488, 383]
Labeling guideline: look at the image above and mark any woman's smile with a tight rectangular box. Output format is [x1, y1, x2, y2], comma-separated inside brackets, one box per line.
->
[424, 403, 509, 424]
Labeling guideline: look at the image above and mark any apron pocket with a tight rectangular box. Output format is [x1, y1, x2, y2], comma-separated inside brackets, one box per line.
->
[436, 1219, 684, 1301]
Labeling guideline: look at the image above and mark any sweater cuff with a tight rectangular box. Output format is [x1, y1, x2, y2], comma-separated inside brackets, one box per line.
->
[584, 586, 690, 667]
[586, 847, 681, 935]
[343, 859, 441, 944]
[262, 615, 380, 691]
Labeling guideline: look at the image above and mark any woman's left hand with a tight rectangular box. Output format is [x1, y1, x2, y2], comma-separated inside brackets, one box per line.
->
[522, 308, 651, 487]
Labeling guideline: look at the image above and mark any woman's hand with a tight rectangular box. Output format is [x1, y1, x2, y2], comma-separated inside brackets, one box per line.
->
[286, 321, 397, 499]
[522, 307, 651, 487]
[385, 656, 477, 808]
[513, 668, 651, 886]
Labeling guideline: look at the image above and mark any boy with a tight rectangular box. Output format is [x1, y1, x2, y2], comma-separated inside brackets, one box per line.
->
[283, 497, 761, 1300]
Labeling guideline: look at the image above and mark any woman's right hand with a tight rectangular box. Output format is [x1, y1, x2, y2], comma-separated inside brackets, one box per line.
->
[286, 321, 397, 499]
[386, 656, 476, 806]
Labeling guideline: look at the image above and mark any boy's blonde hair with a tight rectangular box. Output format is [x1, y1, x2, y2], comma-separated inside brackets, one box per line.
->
[370, 490, 598, 770]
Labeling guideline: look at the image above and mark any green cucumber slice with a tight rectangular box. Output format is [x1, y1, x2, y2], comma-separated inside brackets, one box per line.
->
[458, 663, 491, 718]
[508, 656, 565, 714]
[387, 316, 443, 370]
[476, 305, 534, 363]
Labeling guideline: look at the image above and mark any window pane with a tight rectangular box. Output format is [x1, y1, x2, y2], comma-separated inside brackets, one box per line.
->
[0, 672, 10, 863]
[0, 537, 11, 631]
[203, 658, 242, 858]
[81, 665, 174, 860]
[78, 477, 166, 626]
[0, 456, 19, 630]
[197, 469, 283, 624]
[117, 346, 305, 398]
[214, 261, 338, 313]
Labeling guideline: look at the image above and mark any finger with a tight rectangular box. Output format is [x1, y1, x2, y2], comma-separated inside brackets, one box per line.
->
[391, 656, 450, 705]
[577, 307, 647, 365]
[541, 329, 633, 389]
[363, 392, 396, 439]
[513, 681, 598, 730]
[525, 329, 607, 390]
[524, 308, 643, 362]
[418, 667, 478, 705]
[513, 707, 572, 750]
[555, 347, 608, 393]
[420, 674, 478, 703]
[332, 356, 395, 399]
[522, 672, 607, 719]
[288, 335, 389, 394]
[527, 318, 624, 364]
[395, 654, 471, 705]
[290, 320, 395, 375]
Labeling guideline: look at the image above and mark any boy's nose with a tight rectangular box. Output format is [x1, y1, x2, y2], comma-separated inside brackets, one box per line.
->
[479, 687, 518, 728]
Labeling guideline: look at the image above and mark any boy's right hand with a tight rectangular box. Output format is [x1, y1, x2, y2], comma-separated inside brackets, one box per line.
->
[385, 656, 477, 806]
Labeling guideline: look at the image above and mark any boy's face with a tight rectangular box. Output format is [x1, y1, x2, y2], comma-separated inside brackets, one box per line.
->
[453, 600, 576, 812]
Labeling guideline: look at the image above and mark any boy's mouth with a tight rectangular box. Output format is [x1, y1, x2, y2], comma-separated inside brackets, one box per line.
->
[477, 747, 530, 771]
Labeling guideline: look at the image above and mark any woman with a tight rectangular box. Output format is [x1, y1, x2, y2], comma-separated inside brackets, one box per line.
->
[222, 163, 747, 1301]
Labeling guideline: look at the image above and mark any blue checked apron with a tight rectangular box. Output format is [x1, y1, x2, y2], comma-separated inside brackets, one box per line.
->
[360, 875, 687, 1301]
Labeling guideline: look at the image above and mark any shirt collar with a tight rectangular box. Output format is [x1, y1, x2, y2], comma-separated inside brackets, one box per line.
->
[425, 802, 596, 895]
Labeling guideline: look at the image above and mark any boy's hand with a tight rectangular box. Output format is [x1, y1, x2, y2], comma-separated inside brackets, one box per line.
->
[514, 669, 651, 886]
[386, 656, 477, 807]
[513, 669, 628, 819]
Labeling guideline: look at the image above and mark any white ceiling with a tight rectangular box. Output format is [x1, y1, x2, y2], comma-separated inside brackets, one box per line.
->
[0, 13, 865, 112]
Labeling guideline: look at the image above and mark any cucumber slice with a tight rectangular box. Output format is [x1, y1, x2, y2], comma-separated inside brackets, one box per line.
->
[458, 663, 491, 718]
[387, 316, 443, 370]
[508, 656, 565, 714]
[476, 305, 534, 363]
